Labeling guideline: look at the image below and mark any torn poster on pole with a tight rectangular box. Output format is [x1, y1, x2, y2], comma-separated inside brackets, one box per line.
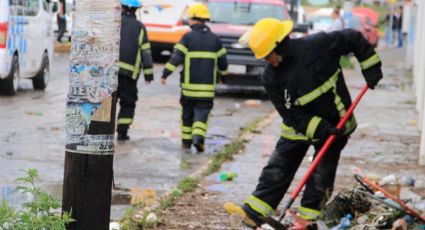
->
[65, 0, 121, 155]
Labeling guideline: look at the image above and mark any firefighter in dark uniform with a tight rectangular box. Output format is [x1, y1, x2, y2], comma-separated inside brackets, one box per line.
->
[224, 18, 383, 227]
[117, 0, 153, 141]
[160, 3, 228, 152]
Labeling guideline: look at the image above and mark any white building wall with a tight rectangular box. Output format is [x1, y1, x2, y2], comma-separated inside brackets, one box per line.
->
[415, 0, 425, 165]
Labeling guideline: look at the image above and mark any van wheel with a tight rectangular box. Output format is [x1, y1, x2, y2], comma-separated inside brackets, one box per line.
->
[33, 53, 49, 90]
[0, 55, 19, 96]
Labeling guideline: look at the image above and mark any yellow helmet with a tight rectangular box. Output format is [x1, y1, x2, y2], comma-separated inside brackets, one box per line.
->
[187, 3, 210, 20]
[247, 18, 293, 59]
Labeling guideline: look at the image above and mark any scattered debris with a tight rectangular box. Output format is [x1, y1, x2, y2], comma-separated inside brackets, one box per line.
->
[25, 111, 43, 116]
[219, 172, 237, 181]
[330, 214, 352, 230]
[50, 126, 61, 131]
[109, 222, 120, 230]
[400, 176, 416, 187]
[146, 212, 158, 223]
[281, 210, 317, 230]
[268, 173, 425, 230]
[244, 100, 262, 108]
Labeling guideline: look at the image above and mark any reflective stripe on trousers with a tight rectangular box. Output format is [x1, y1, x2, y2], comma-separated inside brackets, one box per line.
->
[244, 195, 274, 217]
[298, 206, 321, 220]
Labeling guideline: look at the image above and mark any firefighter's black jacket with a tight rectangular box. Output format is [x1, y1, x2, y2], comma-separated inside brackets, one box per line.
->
[263, 29, 383, 142]
[119, 12, 153, 81]
[162, 24, 228, 99]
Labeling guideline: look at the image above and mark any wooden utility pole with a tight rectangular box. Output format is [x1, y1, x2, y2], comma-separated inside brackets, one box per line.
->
[62, 0, 121, 229]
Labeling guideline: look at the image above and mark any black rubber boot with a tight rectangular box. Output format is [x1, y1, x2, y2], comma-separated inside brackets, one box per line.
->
[117, 132, 130, 141]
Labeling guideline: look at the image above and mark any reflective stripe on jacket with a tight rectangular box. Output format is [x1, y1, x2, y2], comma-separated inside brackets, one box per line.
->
[162, 24, 228, 99]
[263, 29, 383, 143]
[118, 12, 153, 81]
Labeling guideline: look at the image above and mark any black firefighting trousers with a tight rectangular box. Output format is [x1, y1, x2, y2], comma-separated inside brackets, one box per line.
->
[117, 75, 138, 134]
[242, 136, 348, 222]
[180, 96, 213, 145]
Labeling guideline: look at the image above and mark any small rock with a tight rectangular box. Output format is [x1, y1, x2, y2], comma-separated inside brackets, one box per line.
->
[6, 151, 13, 156]
[399, 188, 422, 203]
[400, 176, 415, 187]
[50, 126, 61, 131]
[261, 223, 276, 230]
[109, 222, 120, 230]
[145, 212, 157, 223]
[414, 179, 425, 188]
[357, 215, 369, 225]
[415, 200, 425, 214]
[379, 174, 397, 186]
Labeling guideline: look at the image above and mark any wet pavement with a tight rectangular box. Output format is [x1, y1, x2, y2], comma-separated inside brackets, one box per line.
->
[0, 52, 273, 219]
[205, 46, 425, 218]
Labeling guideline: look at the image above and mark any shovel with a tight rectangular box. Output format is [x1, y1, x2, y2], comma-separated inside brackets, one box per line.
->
[261, 85, 369, 230]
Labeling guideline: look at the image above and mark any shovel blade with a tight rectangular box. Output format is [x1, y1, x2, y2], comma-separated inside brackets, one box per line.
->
[260, 216, 288, 230]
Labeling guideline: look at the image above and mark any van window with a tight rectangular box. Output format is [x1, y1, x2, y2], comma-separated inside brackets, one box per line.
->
[25, 0, 40, 16]
[43, 0, 49, 12]
[209, 2, 288, 25]
[9, 0, 39, 16]
[0, 1, 4, 15]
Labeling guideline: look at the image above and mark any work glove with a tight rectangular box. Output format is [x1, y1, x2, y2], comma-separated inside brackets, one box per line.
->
[144, 74, 154, 83]
[362, 66, 383, 90]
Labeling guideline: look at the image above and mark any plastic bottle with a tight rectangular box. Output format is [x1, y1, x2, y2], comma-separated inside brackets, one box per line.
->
[219, 172, 237, 181]
[330, 214, 352, 230]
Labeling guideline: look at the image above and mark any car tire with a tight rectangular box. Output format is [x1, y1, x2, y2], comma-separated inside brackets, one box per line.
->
[0, 55, 19, 96]
[32, 53, 49, 90]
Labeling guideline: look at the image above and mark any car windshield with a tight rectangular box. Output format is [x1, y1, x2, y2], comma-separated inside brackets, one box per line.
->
[309, 15, 333, 25]
[208, 2, 287, 25]
[352, 16, 363, 28]
[0, 1, 5, 19]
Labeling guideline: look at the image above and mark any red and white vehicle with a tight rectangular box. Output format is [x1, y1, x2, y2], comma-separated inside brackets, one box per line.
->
[352, 7, 379, 47]
[207, 0, 292, 93]
[136, 0, 194, 60]
[0, 0, 53, 95]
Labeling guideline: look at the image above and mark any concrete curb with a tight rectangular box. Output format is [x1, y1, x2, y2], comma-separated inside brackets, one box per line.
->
[124, 110, 278, 225]
[190, 110, 278, 179]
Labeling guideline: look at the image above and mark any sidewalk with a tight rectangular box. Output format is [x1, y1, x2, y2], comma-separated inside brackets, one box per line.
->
[152, 46, 425, 229]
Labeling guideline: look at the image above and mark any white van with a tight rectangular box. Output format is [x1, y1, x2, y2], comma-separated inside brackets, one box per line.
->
[0, 0, 53, 96]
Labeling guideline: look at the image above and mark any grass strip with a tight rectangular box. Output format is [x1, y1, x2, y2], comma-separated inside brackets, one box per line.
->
[119, 115, 268, 229]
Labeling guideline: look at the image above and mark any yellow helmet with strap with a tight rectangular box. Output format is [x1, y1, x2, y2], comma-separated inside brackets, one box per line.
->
[248, 18, 293, 59]
[187, 3, 210, 20]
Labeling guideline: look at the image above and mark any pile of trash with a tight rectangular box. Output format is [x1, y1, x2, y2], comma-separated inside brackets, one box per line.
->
[266, 173, 425, 230]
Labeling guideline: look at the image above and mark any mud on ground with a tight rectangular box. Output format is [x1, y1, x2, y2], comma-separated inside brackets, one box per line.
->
[152, 184, 233, 230]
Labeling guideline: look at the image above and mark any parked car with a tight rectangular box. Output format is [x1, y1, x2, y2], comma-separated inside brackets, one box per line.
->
[307, 7, 379, 47]
[0, 0, 53, 95]
[207, 0, 292, 93]
[352, 7, 379, 47]
[136, 0, 194, 60]
[307, 8, 339, 34]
